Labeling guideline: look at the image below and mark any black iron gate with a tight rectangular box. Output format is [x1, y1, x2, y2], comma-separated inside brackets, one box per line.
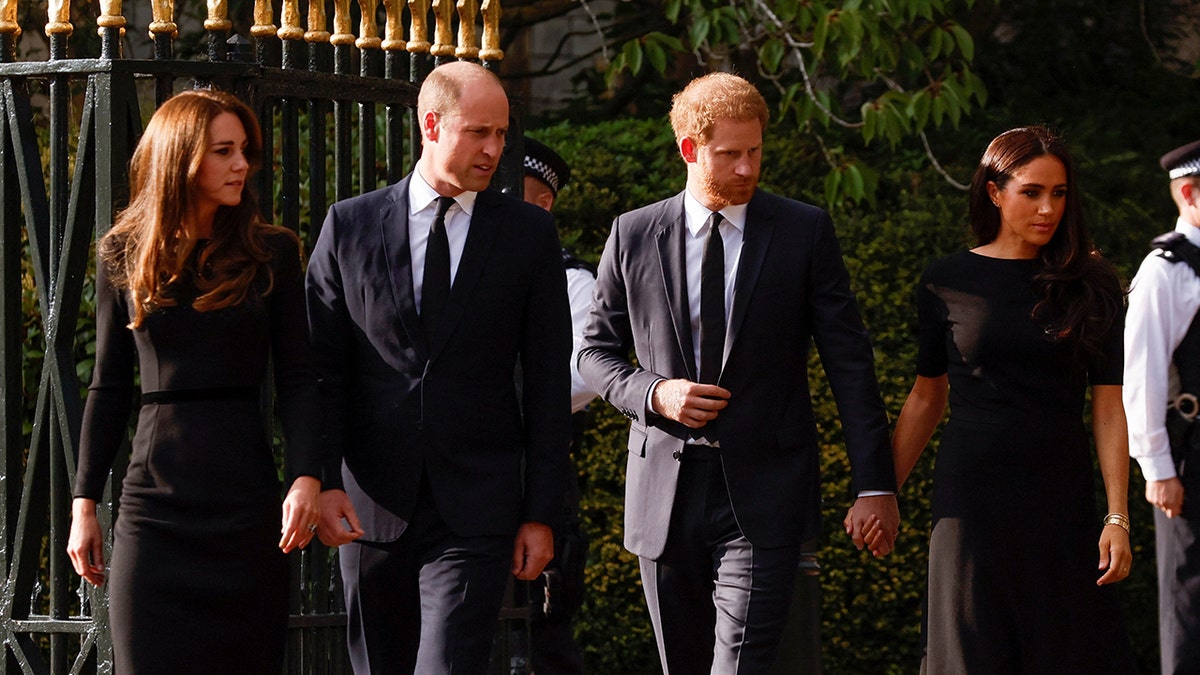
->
[0, 0, 513, 672]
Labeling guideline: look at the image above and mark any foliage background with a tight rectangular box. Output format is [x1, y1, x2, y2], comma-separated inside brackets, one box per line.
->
[522, 2, 1200, 672]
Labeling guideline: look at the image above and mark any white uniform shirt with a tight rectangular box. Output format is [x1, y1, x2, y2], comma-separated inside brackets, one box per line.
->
[1125, 218, 1200, 481]
[566, 266, 599, 413]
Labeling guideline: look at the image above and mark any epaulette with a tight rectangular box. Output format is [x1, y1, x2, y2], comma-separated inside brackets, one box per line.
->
[561, 248, 597, 276]
[1151, 231, 1200, 278]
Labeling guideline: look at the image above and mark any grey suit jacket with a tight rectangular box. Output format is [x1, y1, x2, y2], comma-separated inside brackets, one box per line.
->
[578, 189, 896, 558]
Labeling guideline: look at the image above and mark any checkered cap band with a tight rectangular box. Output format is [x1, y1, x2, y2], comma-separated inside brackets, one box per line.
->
[1170, 159, 1200, 180]
[524, 156, 561, 193]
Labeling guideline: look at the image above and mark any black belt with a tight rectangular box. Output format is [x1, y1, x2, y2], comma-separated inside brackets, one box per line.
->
[141, 386, 258, 405]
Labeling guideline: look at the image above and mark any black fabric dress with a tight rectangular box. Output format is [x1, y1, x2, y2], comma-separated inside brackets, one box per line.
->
[74, 232, 321, 674]
[915, 250, 1136, 674]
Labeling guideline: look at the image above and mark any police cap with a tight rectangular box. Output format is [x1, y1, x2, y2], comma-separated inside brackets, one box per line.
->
[1160, 139, 1200, 180]
[523, 136, 571, 196]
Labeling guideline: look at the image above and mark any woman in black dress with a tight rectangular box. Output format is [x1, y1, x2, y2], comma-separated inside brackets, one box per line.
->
[66, 90, 322, 673]
[889, 127, 1136, 672]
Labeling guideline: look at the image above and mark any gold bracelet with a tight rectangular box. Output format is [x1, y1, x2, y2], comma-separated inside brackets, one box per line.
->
[1103, 513, 1131, 534]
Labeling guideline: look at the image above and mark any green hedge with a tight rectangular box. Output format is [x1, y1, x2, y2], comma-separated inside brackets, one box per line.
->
[534, 117, 1164, 674]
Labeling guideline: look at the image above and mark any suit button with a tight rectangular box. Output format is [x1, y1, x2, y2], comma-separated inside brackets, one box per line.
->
[672, 450, 681, 460]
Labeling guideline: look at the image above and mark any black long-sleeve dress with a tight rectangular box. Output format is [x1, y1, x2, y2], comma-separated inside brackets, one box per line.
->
[916, 250, 1136, 673]
[74, 232, 321, 674]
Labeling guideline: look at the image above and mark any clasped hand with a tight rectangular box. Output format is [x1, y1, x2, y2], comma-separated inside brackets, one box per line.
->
[651, 378, 730, 427]
[843, 495, 901, 558]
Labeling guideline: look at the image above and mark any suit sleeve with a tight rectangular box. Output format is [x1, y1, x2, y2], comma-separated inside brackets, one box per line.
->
[268, 232, 323, 484]
[578, 216, 663, 423]
[805, 211, 897, 495]
[306, 206, 351, 492]
[518, 212, 574, 526]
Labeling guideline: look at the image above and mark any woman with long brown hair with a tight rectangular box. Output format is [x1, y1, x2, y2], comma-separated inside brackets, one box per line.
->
[66, 89, 321, 673]
[889, 126, 1137, 671]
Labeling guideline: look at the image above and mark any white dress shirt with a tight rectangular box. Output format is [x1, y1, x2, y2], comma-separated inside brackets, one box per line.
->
[1125, 218, 1200, 481]
[408, 169, 478, 309]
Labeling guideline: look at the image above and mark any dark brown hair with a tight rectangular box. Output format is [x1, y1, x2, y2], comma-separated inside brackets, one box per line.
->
[100, 89, 294, 328]
[969, 126, 1122, 357]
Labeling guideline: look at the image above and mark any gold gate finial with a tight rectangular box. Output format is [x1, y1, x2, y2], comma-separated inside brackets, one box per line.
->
[479, 0, 502, 61]
[455, 0, 478, 60]
[356, 0, 382, 50]
[331, 0, 355, 46]
[278, 0, 304, 40]
[407, 0, 431, 54]
[205, 0, 232, 32]
[148, 0, 177, 38]
[251, 0, 277, 38]
[430, 0, 454, 58]
[96, 0, 125, 32]
[381, 0, 406, 51]
[46, 0, 74, 36]
[305, 0, 331, 43]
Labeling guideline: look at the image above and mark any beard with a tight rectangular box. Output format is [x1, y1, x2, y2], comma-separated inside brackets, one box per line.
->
[698, 164, 758, 206]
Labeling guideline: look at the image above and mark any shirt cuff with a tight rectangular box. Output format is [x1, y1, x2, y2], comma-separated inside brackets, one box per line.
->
[1136, 453, 1178, 482]
[645, 378, 664, 418]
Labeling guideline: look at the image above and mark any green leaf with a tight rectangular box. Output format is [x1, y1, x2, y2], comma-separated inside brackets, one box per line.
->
[813, 12, 831, 58]
[845, 163, 866, 200]
[689, 15, 712, 51]
[761, 38, 786, 74]
[623, 39, 644, 76]
[861, 101, 877, 144]
[825, 169, 843, 207]
[644, 39, 667, 75]
[931, 92, 946, 126]
[776, 0, 800, 22]
[909, 90, 931, 130]
[665, 0, 684, 24]
[950, 23, 974, 61]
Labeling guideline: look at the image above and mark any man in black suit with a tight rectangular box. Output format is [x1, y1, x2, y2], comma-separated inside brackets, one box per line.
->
[306, 61, 572, 674]
[578, 72, 899, 673]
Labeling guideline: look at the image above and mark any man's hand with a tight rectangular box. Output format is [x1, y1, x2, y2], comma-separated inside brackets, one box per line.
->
[316, 489, 365, 547]
[843, 494, 900, 557]
[651, 378, 731, 427]
[1147, 477, 1185, 518]
[512, 522, 554, 580]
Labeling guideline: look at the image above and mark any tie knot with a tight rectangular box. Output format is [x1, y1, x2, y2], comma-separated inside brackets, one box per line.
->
[706, 211, 724, 238]
[434, 196, 455, 222]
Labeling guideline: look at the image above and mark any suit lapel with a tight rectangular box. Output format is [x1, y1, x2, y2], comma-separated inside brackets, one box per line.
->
[654, 194, 698, 382]
[727, 191, 774, 359]
[427, 190, 498, 360]
[379, 176, 429, 358]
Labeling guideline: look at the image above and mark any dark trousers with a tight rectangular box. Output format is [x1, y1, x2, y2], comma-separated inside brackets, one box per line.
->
[639, 447, 801, 674]
[1156, 505, 1200, 674]
[339, 477, 512, 675]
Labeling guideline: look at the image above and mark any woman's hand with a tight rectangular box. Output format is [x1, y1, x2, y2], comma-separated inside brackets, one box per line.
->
[1096, 524, 1132, 585]
[280, 476, 321, 553]
[67, 498, 106, 586]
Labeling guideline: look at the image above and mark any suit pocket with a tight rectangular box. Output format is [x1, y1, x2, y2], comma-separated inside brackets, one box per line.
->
[627, 423, 647, 458]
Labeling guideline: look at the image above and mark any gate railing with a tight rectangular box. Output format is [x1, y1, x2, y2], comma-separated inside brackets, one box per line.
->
[0, 1, 507, 672]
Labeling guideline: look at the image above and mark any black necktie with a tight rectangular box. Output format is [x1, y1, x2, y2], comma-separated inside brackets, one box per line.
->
[699, 211, 725, 385]
[421, 196, 455, 343]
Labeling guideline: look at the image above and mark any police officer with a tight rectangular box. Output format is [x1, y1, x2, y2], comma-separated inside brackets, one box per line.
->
[521, 136, 596, 674]
[1125, 139, 1200, 675]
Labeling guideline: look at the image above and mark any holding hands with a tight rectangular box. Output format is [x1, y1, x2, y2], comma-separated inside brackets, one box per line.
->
[843, 494, 901, 558]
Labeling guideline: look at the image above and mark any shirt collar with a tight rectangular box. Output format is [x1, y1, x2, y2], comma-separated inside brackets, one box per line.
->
[1176, 218, 1200, 248]
[683, 188, 747, 237]
[409, 167, 479, 217]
